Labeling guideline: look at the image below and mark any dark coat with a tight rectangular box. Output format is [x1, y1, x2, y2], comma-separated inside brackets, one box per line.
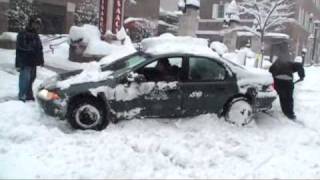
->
[269, 59, 305, 81]
[15, 30, 44, 68]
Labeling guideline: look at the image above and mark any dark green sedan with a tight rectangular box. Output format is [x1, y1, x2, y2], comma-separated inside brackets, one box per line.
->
[37, 51, 276, 130]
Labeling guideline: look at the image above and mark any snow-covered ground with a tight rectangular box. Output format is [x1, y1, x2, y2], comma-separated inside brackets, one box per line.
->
[0, 47, 320, 179]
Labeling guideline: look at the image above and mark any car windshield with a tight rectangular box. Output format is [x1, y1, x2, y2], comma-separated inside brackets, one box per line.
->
[102, 54, 147, 74]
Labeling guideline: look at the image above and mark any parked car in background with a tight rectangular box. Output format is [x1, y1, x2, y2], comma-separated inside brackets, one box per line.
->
[37, 36, 277, 130]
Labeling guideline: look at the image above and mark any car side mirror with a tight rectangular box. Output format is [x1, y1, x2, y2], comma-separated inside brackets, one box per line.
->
[127, 72, 146, 83]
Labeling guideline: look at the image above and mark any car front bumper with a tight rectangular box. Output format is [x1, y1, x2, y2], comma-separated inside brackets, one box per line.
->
[254, 97, 276, 111]
[253, 91, 277, 112]
[37, 97, 67, 120]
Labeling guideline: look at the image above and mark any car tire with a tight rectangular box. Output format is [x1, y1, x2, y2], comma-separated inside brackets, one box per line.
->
[224, 97, 254, 126]
[67, 97, 109, 131]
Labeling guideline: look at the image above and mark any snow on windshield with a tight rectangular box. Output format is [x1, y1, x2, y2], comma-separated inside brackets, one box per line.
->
[57, 62, 113, 89]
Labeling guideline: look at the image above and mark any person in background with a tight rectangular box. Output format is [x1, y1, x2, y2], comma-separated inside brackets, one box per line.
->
[269, 43, 305, 120]
[15, 16, 44, 102]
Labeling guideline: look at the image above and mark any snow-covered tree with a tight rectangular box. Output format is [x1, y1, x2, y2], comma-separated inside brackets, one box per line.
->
[239, 0, 295, 67]
[75, 0, 99, 26]
[6, 0, 38, 32]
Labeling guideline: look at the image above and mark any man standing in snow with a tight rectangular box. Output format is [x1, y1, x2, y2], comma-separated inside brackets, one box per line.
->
[269, 43, 305, 120]
[15, 16, 44, 102]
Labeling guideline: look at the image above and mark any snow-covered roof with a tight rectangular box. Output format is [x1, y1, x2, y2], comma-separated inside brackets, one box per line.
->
[141, 33, 219, 59]
[159, 8, 183, 17]
[265, 33, 290, 39]
[178, 0, 200, 9]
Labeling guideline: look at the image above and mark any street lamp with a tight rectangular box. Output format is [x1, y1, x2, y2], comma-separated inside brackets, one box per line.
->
[312, 20, 320, 64]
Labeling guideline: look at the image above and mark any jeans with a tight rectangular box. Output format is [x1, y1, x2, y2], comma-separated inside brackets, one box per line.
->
[19, 66, 37, 101]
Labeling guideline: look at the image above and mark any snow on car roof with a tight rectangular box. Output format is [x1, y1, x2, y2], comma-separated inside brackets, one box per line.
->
[141, 33, 220, 59]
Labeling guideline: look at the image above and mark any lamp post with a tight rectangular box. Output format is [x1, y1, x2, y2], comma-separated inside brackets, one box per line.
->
[312, 20, 320, 64]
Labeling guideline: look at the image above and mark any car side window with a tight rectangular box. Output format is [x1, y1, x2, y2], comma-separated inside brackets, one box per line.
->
[138, 57, 183, 82]
[188, 57, 226, 81]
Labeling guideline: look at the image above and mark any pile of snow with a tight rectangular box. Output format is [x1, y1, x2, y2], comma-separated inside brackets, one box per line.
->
[1, 45, 320, 179]
[210, 41, 228, 55]
[69, 24, 136, 58]
[141, 33, 219, 58]
[0, 32, 17, 42]
[69, 25, 114, 56]
[57, 62, 113, 90]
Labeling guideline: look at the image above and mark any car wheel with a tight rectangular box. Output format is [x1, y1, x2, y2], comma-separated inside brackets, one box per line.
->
[225, 97, 253, 126]
[67, 97, 108, 131]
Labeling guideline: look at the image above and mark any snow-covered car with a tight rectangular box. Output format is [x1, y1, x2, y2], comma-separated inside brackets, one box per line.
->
[37, 36, 277, 130]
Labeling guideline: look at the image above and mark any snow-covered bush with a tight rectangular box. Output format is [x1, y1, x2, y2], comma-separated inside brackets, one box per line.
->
[75, 0, 99, 26]
[6, 0, 38, 32]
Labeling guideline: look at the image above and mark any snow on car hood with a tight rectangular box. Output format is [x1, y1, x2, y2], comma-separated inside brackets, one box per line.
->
[224, 60, 274, 93]
[237, 66, 273, 86]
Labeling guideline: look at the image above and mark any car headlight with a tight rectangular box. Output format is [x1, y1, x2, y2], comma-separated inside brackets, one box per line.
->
[38, 89, 61, 101]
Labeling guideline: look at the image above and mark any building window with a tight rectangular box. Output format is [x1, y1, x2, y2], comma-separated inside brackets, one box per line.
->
[218, 4, 225, 18]
[212, 3, 227, 19]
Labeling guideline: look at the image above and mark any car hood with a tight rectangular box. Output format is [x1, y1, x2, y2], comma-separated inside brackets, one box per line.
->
[232, 66, 274, 92]
[41, 69, 115, 90]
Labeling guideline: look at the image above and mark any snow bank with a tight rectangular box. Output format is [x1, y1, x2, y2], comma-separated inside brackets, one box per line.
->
[1, 46, 320, 179]
[69, 25, 113, 56]
[69, 25, 135, 58]
[141, 33, 219, 59]
[0, 32, 17, 42]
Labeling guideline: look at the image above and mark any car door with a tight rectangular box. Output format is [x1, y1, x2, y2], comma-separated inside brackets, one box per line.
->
[180, 56, 238, 116]
[134, 56, 185, 118]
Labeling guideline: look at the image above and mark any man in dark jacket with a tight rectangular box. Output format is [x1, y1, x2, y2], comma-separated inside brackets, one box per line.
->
[269, 44, 305, 120]
[16, 16, 44, 102]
